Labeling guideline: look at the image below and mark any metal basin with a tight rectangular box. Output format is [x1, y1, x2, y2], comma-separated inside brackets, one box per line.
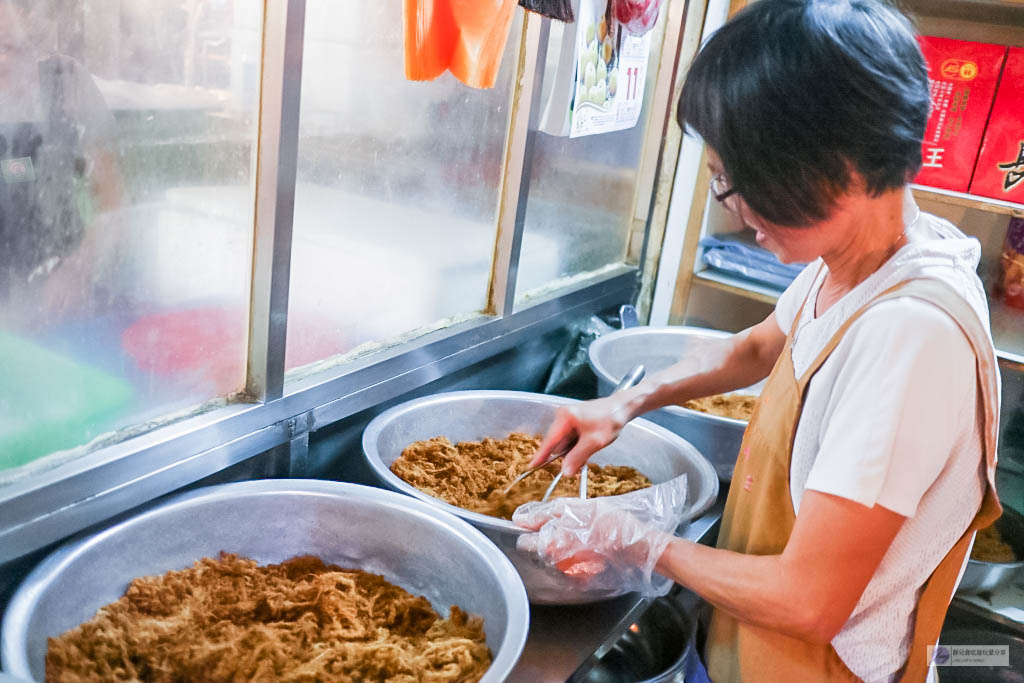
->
[590, 326, 762, 481]
[362, 390, 719, 605]
[1, 480, 529, 683]
[957, 506, 1024, 594]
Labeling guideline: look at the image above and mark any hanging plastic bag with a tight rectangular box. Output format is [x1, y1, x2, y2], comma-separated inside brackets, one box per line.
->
[612, 0, 663, 36]
[404, 0, 519, 89]
[542, 313, 615, 398]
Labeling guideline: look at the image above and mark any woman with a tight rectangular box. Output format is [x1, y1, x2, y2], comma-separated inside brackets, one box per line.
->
[514, 1, 1001, 681]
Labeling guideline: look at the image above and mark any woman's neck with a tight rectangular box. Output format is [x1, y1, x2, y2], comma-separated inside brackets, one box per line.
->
[820, 187, 910, 294]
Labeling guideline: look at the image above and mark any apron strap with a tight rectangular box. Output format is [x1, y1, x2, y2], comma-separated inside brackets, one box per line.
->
[876, 280, 1002, 682]
[788, 276, 1001, 681]
[794, 279, 910, 390]
[798, 278, 1000, 477]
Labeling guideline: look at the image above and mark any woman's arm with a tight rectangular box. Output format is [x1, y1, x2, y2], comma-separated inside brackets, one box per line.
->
[617, 312, 786, 420]
[533, 313, 787, 475]
[656, 490, 906, 643]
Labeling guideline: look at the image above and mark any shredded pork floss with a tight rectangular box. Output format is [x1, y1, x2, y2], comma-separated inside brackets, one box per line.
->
[46, 553, 491, 683]
[391, 432, 651, 520]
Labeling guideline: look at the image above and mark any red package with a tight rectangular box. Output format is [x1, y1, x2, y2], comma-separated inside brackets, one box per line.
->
[914, 36, 1007, 193]
[969, 48, 1024, 203]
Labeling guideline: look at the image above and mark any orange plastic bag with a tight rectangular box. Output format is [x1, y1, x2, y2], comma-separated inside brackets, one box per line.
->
[404, 0, 519, 89]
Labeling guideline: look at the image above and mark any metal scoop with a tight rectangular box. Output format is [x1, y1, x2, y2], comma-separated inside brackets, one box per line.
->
[504, 363, 646, 502]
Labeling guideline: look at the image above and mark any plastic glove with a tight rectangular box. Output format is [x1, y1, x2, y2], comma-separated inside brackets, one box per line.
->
[513, 476, 687, 597]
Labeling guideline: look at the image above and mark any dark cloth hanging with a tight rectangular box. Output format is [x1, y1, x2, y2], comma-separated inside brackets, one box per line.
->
[518, 0, 575, 23]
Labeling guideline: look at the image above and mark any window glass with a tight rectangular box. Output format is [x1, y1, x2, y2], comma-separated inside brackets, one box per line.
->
[0, 0, 260, 473]
[514, 16, 667, 305]
[285, 3, 521, 377]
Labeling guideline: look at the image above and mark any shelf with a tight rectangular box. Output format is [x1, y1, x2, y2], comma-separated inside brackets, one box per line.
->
[693, 269, 1024, 366]
[912, 185, 1024, 219]
[692, 269, 783, 305]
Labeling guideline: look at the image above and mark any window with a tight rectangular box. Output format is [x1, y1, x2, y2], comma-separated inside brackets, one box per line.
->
[285, 3, 522, 376]
[514, 16, 667, 305]
[0, 0, 261, 470]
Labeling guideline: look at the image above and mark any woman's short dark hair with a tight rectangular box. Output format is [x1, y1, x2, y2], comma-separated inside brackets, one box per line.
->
[678, 0, 929, 227]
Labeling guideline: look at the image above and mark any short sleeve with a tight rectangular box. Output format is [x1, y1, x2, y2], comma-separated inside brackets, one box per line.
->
[802, 298, 979, 517]
[775, 259, 824, 335]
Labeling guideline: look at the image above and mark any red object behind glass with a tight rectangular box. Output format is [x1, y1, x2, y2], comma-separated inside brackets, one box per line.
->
[122, 309, 340, 396]
[914, 36, 1006, 193]
[969, 48, 1024, 204]
[612, 0, 663, 36]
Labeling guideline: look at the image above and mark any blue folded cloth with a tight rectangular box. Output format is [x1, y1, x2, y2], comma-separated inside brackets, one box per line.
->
[699, 235, 806, 290]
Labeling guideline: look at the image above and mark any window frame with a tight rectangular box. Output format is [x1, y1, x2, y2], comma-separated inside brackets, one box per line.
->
[0, 0, 689, 564]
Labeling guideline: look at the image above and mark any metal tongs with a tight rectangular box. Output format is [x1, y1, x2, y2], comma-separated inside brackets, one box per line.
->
[503, 363, 646, 502]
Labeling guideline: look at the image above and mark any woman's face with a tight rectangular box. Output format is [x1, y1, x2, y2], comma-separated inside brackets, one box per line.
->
[706, 150, 841, 265]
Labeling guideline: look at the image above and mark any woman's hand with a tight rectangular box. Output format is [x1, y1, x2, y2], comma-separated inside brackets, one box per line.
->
[528, 395, 634, 476]
[530, 315, 786, 476]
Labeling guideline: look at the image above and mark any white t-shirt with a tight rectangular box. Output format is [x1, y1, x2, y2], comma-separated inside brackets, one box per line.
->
[773, 208, 992, 682]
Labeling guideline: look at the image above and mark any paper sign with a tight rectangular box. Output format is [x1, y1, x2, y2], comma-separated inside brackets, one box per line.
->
[569, 0, 650, 138]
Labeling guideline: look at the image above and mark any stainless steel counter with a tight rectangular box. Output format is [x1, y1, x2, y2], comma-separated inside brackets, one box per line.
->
[509, 496, 724, 682]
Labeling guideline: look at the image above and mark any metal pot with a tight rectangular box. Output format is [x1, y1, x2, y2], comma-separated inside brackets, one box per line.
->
[579, 592, 698, 683]
[362, 390, 719, 605]
[1, 480, 529, 683]
[957, 506, 1024, 594]
[589, 326, 762, 481]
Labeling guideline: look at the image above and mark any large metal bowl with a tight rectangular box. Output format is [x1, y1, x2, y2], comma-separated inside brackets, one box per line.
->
[362, 390, 719, 605]
[1, 480, 529, 683]
[590, 326, 762, 481]
[957, 506, 1024, 594]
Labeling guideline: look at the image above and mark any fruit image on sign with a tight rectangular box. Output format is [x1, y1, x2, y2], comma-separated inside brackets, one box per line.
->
[569, 0, 651, 138]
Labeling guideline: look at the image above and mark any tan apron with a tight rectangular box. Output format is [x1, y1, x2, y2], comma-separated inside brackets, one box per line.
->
[704, 277, 1002, 683]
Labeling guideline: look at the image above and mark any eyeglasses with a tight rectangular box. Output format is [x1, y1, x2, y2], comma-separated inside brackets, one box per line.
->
[710, 174, 738, 204]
